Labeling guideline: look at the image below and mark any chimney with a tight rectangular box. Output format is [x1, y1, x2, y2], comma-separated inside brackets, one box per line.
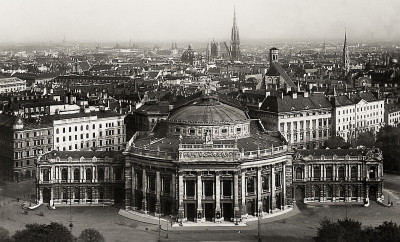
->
[304, 91, 309, 98]
[292, 92, 297, 99]
[265, 91, 270, 98]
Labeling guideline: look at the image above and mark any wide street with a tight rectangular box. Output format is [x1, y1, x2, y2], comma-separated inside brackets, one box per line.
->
[1, 173, 400, 242]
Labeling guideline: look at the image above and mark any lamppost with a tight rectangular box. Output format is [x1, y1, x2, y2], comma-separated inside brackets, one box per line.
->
[158, 213, 161, 242]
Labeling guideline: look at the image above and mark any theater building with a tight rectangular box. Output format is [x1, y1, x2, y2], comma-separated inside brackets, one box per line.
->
[36, 150, 125, 206]
[123, 90, 293, 223]
[292, 148, 383, 204]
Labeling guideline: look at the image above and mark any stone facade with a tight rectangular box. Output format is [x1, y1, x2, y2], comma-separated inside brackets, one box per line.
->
[123, 91, 293, 224]
[36, 151, 125, 206]
[292, 148, 383, 204]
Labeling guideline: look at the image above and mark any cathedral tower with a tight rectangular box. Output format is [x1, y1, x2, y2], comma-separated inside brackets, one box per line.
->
[230, 7, 240, 61]
[343, 29, 350, 76]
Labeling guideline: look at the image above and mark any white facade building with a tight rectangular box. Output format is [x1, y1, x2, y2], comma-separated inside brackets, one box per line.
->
[0, 77, 26, 93]
[332, 92, 384, 142]
[53, 110, 126, 152]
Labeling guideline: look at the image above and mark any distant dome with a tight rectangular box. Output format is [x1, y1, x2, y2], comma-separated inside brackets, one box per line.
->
[169, 97, 247, 125]
[391, 58, 398, 64]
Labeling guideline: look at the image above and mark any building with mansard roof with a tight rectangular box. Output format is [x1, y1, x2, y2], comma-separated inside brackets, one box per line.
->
[123, 89, 293, 224]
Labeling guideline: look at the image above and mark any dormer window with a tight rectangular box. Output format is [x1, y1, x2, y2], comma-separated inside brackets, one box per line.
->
[189, 129, 195, 135]
[222, 128, 228, 134]
[175, 128, 180, 133]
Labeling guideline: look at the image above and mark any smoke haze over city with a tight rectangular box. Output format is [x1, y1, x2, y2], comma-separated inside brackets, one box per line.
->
[1, 0, 399, 44]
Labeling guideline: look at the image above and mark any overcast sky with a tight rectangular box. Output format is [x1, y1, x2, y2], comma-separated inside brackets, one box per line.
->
[0, 0, 399, 43]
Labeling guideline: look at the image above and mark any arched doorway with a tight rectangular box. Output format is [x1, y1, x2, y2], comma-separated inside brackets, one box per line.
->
[246, 199, 255, 216]
[295, 186, 305, 202]
[43, 188, 51, 203]
[369, 186, 378, 201]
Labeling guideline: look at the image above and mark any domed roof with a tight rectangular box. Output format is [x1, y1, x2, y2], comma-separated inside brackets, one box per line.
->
[169, 97, 247, 124]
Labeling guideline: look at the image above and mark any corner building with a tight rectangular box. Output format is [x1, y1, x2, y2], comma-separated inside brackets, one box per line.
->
[124, 91, 293, 223]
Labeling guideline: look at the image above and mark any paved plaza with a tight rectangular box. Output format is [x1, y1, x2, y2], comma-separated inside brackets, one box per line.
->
[1, 174, 400, 242]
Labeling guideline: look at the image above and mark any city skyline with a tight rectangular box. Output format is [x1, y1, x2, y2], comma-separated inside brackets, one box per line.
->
[1, 0, 400, 44]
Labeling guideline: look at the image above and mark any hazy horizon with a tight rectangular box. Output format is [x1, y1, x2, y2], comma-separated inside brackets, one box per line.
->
[1, 0, 399, 44]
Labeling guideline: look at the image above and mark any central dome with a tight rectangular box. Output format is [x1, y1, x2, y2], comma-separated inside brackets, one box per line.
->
[169, 97, 247, 125]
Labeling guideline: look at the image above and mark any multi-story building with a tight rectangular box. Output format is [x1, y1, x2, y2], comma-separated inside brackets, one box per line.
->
[292, 148, 383, 204]
[0, 109, 126, 181]
[35, 151, 125, 206]
[384, 103, 400, 127]
[0, 77, 26, 93]
[124, 90, 293, 224]
[53, 109, 126, 152]
[0, 114, 53, 181]
[248, 92, 332, 149]
[331, 92, 385, 142]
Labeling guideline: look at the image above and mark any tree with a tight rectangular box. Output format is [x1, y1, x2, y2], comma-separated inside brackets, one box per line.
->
[314, 218, 367, 242]
[323, 136, 350, 149]
[376, 126, 400, 172]
[0, 226, 11, 242]
[12, 222, 75, 242]
[314, 218, 339, 242]
[78, 228, 105, 242]
[355, 131, 375, 148]
[374, 221, 400, 242]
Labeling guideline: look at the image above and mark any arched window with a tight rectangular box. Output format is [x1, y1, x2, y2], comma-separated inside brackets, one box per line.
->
[314, 166, 321, 179]
[62, 188, 68, 200]
[315, 186, 321, 198]
[43, 169, 50, 181]
[74, 168, 80, 181]
[351, 166, 357, 179]
[56, 128, 59, 134]
[338, 166, 345, 179]
[327, 185, 333, 198]
[74, 187, 80, 201]
[326, 166, 333, 179]
[115, 168, 122, 181]
[351, 186, 358, 198]
[97, 168, 104, 181]
[275, 172, 281, 187]
[369, 166, 376, 179]
[247, 177, 255, 194]
[61, 168, 68, 181]
[339, 186, 345, 198]
[86, 168, 92, 181]
[296, 167, 303, 179]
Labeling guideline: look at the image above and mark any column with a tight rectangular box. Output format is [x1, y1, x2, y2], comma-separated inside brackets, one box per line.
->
[131, 166, 136, 209]
[68, 167, 72, 182]
[171, 172, 176, 215]
[81, 166, 84, 182]
[50, 187, 54, 206]
[234, 171, 240, 220]
[358, 165, 361, 181]
[124, 164, 132, 209]
[178, 172, 184, 222]
[282, 165, 286, 209]
[93, 166, 96, 182]
[215, 172, 221, 221]
[271, 166, 276, 211]
[156, 171, 161, 215]
[39, 188, 43, 203]
[142, 169, 147, 213]
[241, 171, 246, 216]
[333, 164, 336, 181]
[257, 168, 262, 215]
[196, 172, 203, 222]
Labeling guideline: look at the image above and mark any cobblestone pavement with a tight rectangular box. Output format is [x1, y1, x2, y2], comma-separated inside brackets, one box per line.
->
[1, 178, 400, 241]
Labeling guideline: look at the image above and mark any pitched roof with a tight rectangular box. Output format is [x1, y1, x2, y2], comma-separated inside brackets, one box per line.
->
[266, 62, 296, 88]
[260, 93, 331, 113]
